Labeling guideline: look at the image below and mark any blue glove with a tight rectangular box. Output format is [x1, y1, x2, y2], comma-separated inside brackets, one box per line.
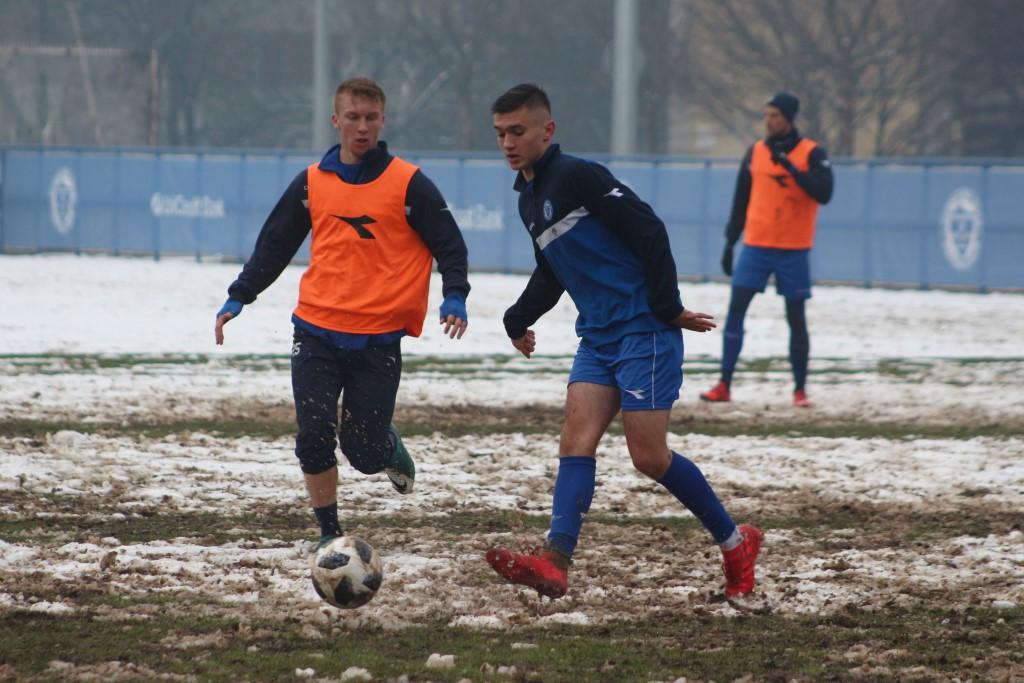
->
[217, 298, 244, 319]
[439, 292, 467, 322]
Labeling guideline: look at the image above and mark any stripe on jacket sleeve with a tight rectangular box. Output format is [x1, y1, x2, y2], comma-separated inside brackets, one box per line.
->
[535, 207, 589, 250]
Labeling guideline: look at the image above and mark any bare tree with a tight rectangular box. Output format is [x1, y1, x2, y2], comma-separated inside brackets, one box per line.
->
[937, 0, 1024, 156]
[675, 0, 957, 156]
[9, 0, 1017, 156]
[386, 0, 613, 153]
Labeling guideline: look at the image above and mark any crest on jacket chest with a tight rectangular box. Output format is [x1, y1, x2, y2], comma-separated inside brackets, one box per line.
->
[542, 198, 554, 222]
[524, 196, 557, 238]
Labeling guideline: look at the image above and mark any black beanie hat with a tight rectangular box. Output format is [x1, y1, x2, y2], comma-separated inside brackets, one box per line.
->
[767, 92, 799, 123]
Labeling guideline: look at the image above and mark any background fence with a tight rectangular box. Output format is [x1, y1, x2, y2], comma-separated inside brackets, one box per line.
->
[2, 145, 1021, 291]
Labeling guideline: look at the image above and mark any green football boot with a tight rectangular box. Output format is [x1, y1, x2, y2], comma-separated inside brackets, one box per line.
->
[384, 423, 415, 494]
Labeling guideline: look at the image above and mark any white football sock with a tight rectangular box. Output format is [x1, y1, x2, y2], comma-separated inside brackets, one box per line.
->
[719, 527, 743, 551]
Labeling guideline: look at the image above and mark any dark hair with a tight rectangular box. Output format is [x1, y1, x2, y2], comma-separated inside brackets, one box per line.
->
[491, 83, 551, 115]
[335, 77, 386, 111]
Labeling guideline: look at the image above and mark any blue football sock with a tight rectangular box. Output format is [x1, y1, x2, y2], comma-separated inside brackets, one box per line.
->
[786, 298, 810, 392]
[658, 452, 736, 544]
[721, 287, 756, 386]
[546, 456, 596, 558]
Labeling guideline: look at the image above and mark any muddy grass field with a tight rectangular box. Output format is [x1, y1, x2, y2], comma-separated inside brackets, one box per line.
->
[1, 350, 1022, 682]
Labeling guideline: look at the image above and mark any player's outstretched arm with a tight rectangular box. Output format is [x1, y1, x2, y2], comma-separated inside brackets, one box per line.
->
[214, 299, 244, 345]
[511, 330, 536, 358]
[671, 308, 716, 333]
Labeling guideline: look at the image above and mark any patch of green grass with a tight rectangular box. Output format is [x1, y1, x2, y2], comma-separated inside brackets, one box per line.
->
[0, 353, 576, 377]
[0, 602, 1019, 682]
[0, 417, 297, 441]
[6, 352, 1023, 374]
[3, 490, 1017, 553]
[0, 491, 553, 545]
[946, 356, 1024, 365]
[667, 420, 1024, 440]
[403, 353, 574, 371]
[4, 412, 1021, 442]
[876, 358, 928, 377]
[0, 352, 295, 374]
[742, 357, 779, 374]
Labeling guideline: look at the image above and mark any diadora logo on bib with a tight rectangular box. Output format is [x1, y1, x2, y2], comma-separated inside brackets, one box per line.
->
[770, 174, 790, 188]
[331, 214, 377, 239]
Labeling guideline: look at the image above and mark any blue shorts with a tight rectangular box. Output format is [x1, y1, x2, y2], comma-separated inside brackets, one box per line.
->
[732, 245, 812, 300]
[568, 329, 683, 411]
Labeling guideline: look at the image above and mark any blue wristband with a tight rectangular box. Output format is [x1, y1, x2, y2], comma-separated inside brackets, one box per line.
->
[217, 298, 244, 319]
[439, 292, 467, 322]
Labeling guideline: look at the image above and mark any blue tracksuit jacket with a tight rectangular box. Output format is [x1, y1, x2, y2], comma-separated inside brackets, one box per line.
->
[502, 144, 684, 347]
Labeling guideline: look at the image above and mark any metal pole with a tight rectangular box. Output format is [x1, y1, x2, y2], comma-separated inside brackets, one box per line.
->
[312, 0, 330, 150]
[0, 148, 6, 253]
[148, 49, 159, 146]
[66, 0, 104, 145]
[611, 0, 638, 155]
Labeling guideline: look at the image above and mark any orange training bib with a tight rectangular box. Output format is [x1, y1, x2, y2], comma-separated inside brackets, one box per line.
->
[294, 157, 433, 336]
[744, 138, 820, 249]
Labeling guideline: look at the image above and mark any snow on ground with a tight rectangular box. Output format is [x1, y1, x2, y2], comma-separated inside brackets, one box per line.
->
[3, 354, 1023, 426]
[1, 430, 1022, 626]
[1, 254, 1023, 629]
[2, 430, 1021, 522]
[1, 253, 1022, 359]
[2, 253, 1023, 424]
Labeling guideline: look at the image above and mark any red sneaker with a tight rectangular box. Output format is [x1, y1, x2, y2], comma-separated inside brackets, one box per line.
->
[700, 381, 731, 403]
[722, 524, 762, 598]
[485, 546, 569, 598]
[793, 390, 811, 408]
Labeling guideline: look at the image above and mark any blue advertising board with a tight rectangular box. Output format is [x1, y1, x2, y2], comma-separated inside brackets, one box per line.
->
[1, 145, 1021, 290]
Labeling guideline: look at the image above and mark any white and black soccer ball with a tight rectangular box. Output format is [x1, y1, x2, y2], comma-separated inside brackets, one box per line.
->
[310, 536, 383, 609]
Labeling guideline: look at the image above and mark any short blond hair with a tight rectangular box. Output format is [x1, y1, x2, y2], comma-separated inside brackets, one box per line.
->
[334, 77, 386, 112]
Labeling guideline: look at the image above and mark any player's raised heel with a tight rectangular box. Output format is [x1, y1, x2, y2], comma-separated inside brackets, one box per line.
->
[384, 423, 415, 494]
[486, 546, 569, 599]
[700, 381, 731, 403]
[722, 524, 762, 598]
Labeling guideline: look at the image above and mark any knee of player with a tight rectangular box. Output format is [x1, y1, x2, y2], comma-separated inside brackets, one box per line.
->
[629, 450, 669, 480]
[340, 439, 390, 475]
[297, 451, 338, 475]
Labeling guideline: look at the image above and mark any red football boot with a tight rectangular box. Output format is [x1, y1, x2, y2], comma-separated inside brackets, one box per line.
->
[722, 524, 762, 598]
[700, 381, 731, 403]
[485, 546, 569, 598]
[793, 389, 811, 408]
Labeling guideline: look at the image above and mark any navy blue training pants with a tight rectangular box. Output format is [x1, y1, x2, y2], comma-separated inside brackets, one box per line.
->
[290, 327, 401, 475]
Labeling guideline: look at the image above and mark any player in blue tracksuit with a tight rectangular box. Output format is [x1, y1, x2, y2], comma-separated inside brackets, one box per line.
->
[484, 84, 762, 602]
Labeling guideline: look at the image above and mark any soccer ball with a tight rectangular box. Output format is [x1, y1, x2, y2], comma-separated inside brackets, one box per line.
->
[310, 536, 384, 609]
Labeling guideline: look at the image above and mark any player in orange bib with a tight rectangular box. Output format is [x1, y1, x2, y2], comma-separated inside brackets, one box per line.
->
[702, 92, 833, 408]
[214, 77, 470, 547]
